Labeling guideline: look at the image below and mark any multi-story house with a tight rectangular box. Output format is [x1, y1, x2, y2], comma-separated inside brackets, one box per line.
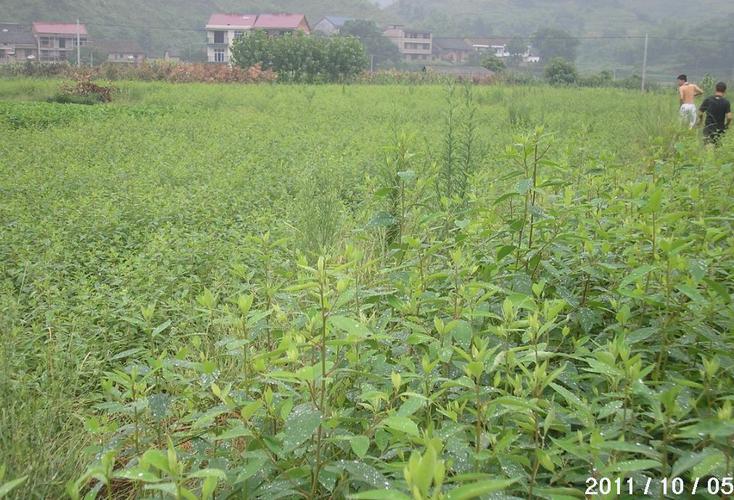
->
[206, 14, 257, 64]
[32, 22, 89, 62]
[0, 23, 38, 63]
[383, 25, 432, 62]
[206, 13, 310, 64]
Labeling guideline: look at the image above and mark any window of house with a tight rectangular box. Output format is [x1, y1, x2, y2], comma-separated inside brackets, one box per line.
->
[59, 38, 66, 48]
[234, 31, 244, 39]
[41, 37, 49, 47]
[214, 48, 226, 62]
[214, 31, 225, 44]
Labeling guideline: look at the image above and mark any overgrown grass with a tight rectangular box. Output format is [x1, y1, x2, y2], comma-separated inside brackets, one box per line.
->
[1, 79, 733, 499]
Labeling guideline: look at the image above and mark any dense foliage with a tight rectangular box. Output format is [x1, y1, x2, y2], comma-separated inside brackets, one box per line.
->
[531, 29, 580, 63]
[1, 80, 734, 499]
[544, 58, 579, 85]
[340, 20, 402, 69]
[480, 55, 506, 74]
[231, 31, 368, 83]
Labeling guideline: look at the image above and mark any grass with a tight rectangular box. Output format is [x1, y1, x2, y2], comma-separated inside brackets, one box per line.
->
[1, 79, 733, 499]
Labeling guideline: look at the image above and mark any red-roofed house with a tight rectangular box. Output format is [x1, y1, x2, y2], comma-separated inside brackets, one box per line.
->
[206, 13, 310, 64]
[253, 14, 310, 36]
[32, 22, 89, 62]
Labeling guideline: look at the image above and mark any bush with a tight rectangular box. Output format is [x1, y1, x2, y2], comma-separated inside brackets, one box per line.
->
[50, 74, 116, 104]
[95, 61, 277, 84]
[231, 31, 368, 83]
[0, 61, 70, 78]
[544, 57, 578, 85]
[480, 54, 506, 73]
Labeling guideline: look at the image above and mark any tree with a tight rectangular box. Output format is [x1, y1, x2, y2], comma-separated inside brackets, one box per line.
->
[532, 28, 579, 62]
[480, 54, 506, 73]
[340, 20, 401, 68]
[506, 37, 528, 67]
[506, 37, 528, 57]
[230, 30, 272, 69]
[544, 57, 578, 85]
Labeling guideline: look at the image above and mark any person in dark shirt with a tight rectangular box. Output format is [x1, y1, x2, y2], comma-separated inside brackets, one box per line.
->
[698, 82, 732, 145]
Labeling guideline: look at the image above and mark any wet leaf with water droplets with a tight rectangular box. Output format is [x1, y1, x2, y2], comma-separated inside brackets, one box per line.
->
[280, 403, 321, 455]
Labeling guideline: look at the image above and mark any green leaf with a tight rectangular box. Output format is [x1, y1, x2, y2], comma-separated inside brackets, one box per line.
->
[341, 461, 393, 489]
[188, 468, 227, 480]
[330, 315, 371, 338]
[141, 449, 170, 474]
[677, 284, 706, 304]
[235, 454, 269, 483]
[381, 416, 420, 437]
[281, 404, 322, 454]
[671, 447, 723, 478]
[618, 265, 656, 290]
[151, 320, 172, 337]
[397, 396, 425, 417]
[446, 478, 519, 499]
[350, 436, 370, 459]
[600, 459, 660, 474]
[0, 475, 28, 498]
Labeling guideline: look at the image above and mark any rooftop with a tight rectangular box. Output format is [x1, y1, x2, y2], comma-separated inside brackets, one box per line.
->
[32, 22, 88, 36]
[0, 23, 35, 45]
[321, 16, 353, 27]
[206, 14, 257, 28]
[253, 14, 308, 30]
[433, 37, 472, 51]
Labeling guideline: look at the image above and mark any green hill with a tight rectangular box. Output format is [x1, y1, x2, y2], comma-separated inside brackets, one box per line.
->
[387, 0, 734, 37]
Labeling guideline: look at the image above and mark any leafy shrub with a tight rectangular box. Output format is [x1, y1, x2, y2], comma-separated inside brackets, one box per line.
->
[480, 54, 506, 73]
[544, 57, 578, 85]
[231, 30, 368, 83]
[0, 61, 70, 78]
[53, 73, 116, 104]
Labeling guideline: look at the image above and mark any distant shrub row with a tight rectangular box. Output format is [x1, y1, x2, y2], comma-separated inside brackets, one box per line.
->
[1, 60, 657, 90]
[0, 61, 276, 84]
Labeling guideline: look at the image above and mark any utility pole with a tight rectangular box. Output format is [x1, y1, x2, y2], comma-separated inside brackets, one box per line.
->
[76, 18, 81, 67]
[641, 33, 648, 92]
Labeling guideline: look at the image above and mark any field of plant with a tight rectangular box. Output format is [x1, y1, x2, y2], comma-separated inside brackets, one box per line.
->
[1, 79, 733, 499]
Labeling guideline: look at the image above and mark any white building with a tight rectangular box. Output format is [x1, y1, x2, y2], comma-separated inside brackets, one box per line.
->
[206, 13, 311, 64]
[206, 14, 257, 64]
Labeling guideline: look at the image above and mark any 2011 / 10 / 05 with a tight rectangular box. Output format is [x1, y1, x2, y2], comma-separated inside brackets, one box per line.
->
[586, 476, 734, 496]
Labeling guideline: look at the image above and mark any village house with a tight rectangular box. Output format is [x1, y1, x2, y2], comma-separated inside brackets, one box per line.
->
[383, 25, 432, 62]
[206, 13, 310, 64]
[432, 37, 473, 64]
[254, 14, 310, 37]
[313, 16, 354, 36]
[0, 23, 38, 63]
[100, 40, 145, 64]
[467, 37, 540, 64]
[32, 22, 89, 62]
